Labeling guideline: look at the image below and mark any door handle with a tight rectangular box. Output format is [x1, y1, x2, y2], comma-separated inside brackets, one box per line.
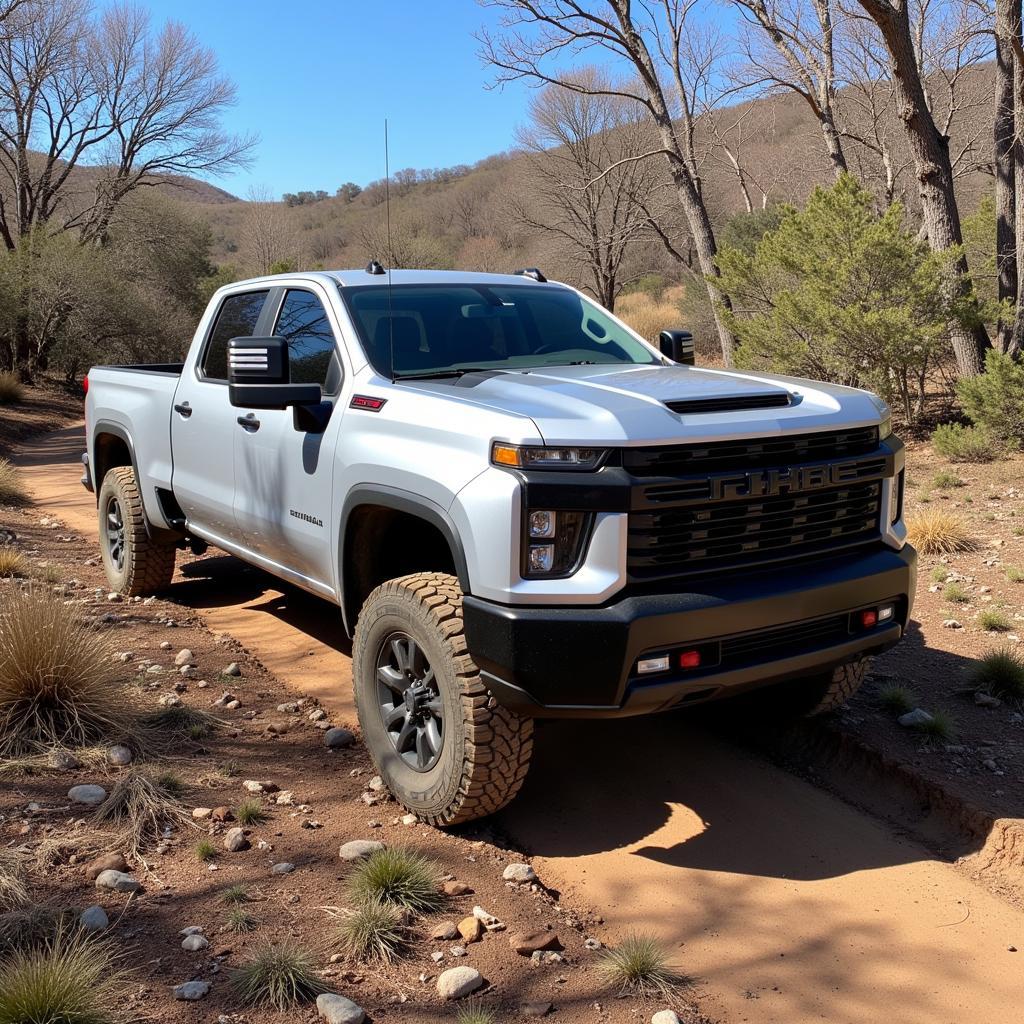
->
[237, 414, 260, 431]
[173, 402, 192, 418]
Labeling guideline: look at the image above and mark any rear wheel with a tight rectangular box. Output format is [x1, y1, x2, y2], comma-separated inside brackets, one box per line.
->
[97, 466, 176, 597]
[352, 572, 534, 826]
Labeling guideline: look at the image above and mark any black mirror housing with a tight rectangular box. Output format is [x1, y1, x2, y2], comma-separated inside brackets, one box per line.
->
[227, 335, 323, 409]
[659, 329, 696, 366]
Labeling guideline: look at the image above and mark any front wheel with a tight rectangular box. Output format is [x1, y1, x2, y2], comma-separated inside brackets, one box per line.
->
[352, 572, 534, 826]
[97, 466, 176, 597]
[763, 657, 871, 718]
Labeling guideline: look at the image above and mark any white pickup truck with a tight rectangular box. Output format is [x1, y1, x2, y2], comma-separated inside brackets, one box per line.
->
[83, 267, 916, 824]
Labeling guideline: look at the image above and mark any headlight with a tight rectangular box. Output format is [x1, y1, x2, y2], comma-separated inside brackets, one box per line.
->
[878, 415, 892, 441]
[492, 443, 607, 471]
[522, 509, 590, 577]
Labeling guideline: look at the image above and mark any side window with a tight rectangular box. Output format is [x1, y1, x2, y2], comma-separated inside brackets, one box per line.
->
[274, 290, 340, 390]
[201, 291, 269, 381]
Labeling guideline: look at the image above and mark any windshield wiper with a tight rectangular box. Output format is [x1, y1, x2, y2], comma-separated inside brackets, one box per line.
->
[394, 368, 497, 381]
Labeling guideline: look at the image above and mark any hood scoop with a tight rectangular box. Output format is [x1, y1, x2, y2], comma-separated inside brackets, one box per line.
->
[665, 391, 792, 415]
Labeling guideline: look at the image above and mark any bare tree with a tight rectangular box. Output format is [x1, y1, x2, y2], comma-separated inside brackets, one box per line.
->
[707, 102, 788, 211]
[854, 0, 991, 374]
[479, 0, 738, 364]
[0, 0, 254, 250]
[730, 0, 850, 177]
[240, 186, 301, 276]
[992, 0, 1019, 352]
[515, 72, 659, 309]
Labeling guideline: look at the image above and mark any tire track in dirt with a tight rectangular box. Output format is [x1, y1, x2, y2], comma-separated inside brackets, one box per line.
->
[13, 424, 1024, 1024]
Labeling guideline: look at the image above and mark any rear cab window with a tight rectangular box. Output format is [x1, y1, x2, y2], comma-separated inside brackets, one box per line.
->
[200, 291, 269, 381]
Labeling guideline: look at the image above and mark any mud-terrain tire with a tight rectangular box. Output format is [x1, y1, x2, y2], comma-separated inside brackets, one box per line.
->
[352, 572, 534, 826]
[769, 658, 871, 718]
[97, 466, 176, 597]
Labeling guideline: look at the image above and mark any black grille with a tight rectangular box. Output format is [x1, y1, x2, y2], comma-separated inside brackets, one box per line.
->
[622, 425, 879, 476]
[628, 479, 882, 579]
[664, 392, 791, 414]
[719, 613, 850, 667]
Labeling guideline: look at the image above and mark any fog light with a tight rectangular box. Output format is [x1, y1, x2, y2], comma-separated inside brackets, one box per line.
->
[528, 544, 554, 573]
[679, 650, 701, 669]
[860, 609, 878, 628]
[529, 510, 556, 539]
[637, 655, 670, 675]
[878, 604, 895, 622]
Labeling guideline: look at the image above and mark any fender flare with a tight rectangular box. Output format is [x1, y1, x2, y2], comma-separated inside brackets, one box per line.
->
[338, 484, 470, 635]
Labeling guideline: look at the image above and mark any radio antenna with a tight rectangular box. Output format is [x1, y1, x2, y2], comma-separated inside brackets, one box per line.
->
[385, 119, 396, 382]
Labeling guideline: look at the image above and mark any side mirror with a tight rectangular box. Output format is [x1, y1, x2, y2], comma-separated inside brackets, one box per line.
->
[227, 336, 322, 409]
[659, 329, 695, 366]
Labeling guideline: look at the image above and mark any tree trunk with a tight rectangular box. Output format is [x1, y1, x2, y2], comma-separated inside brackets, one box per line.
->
[821, 111, 849, 179]
[996, 0, 1020, 353]
[1012, 48, 1024, 357]
[858, 0, 990, 376]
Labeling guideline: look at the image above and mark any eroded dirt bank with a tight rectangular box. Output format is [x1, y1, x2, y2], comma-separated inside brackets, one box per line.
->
[14, 424, 1024, 1024]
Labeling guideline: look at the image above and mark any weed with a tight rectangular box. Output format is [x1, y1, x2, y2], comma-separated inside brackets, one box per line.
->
[195, 840, 217, 863]
[906, 510, 975, 554]
[970, 647, 1024, 700]
[930, 566, 950, 584]
[919, 709, 957, 744]
[978, 608, 1013, 632]
[0, 458, 26, 505]
[93, 769, 191, 856]
[598, 932, 683, 997]
[226, 906, 257, 933]
[336, 900, 407, 963]
[236, 799, 268, 826]
[456, 1001, 497, 1024]
[230, 941, 325, 1010]
[0, 852, 29, 912]
[346, 847, 443, 912]
[943, 582, 970, 604]
[0, 548, 26, 577]
[1005, 566, 1024, 583]
[221, 884, 249, 904]
[932, 470, 964, 489]
[877, 683, 918, 715]
[0, 372, 24, 405]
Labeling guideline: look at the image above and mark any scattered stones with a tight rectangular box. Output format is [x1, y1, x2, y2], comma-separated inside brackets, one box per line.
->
[325, 727, 355, 750]
[316, 993, 366, 1024]
[339, 839, 386, 861]
[95, 869, 142, 894]
[79, 905, 109, 933]
[473, 906, 505, 932]
[84, 852, 128, 880]
[211, 806, 233, 822]
[436, 965, 484, 1000]
[174, 649, 195, 667]
[181, 933, 209, 952]
[975, 691, 1002, 708]
[192, 807, 212, 820]
[897, 708, 934, 728]
[509, 930, 562, 955]
[442, 880, 474, 897]
[651, 1012, 681, 1024]
[223, 662, 241, 677]
[173, 981, 211, 1001]
[458, 916, 483, 944]
[271, 862, 296, 875]
[106, 744, 133, 767]
[432, 922, 460, 941]
[503, 863, 537, 884]
[68, 784, 107, 807]
[223, 827, 249, 852]
[521, 1002, 553, 1017]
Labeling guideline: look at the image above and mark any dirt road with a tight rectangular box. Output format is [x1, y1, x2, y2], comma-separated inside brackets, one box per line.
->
[13, 424, 1024, 1024]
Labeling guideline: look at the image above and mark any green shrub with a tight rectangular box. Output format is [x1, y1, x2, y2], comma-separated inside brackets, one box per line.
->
[970, 647, 1024, 700]
[932, 470, 964, 489]
[944, 582, 970, 604]
[221, 884, 249, 904]
[236, 799, 268, 826]
[195, 840, 217, 862]
[0, 373, 23, 405]
[226, 906, 257, 933]
[598, 932, 682, 996]
[956, 350, 1024, 447]
[978, 608, 1013, 632]
[456, 1002, 498, 1024]
[931, 423, 998, 463]
[919, 709, 957, 744]
[230, 941, 325, 1010]
[336, 900, 407, 963]
[1005, 566, 1024, 583]
[878, 683, 917, 715]
[346, 847, 442, 912]
[930, 567, 950, 584]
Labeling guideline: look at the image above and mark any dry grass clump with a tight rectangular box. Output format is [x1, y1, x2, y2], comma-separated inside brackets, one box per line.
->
[598, 932, 684, 996]
[0, 852, 29, 913]
[139, 704, 220, 743]
[92, 769, 191, 856]
[0, 932, 130, 1024]
[0, 587, 127, 756]
[335, 900, 408, 963]
[971, 647, 1024, 700]
[225, 906, 258, 933]
[346, 847, 443, 912]
[230, 941, 326, 1010]
[235, 799, 267, 826]
[905, 510, 975, 555]
[615, 292, 683, 343]
[0, 458, 26, 505]
[0, 907, 76, 958]
[0, 372, 24, 405]
[0, 548, 26, 577]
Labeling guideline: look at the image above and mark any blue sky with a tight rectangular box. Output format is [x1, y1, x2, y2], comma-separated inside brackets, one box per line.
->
[133, 0, 536, 199]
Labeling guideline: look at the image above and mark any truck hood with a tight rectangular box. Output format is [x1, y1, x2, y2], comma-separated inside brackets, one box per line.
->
[402, 363, 886, 446]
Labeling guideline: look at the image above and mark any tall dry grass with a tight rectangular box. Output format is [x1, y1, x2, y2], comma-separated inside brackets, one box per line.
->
[0, 458, 26, 505]
[0, 372, 23, 405]
[615, 291, 684, 344]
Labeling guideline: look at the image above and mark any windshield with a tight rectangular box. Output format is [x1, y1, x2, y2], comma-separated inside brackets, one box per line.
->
[340, 283, 659, 378]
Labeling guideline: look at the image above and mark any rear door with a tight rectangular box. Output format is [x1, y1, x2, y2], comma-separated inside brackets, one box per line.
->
[232, 286, 344, 593]
[170, 289, 270, 546]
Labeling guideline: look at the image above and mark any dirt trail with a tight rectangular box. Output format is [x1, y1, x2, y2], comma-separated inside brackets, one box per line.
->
[13, 425, 1024, 1024]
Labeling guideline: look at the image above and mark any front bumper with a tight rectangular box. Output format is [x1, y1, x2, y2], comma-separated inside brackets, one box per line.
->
[463, 543, 917, 718]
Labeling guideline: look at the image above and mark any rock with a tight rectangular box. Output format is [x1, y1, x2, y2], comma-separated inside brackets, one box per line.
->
[179, 665, 198, 679]
[242, 780, 266, 794]
[271, 862, 295, 875]
[432, 922, 460, 941]
[211, 806, 233, 822]
[225, 700, 240, 710]
[473, 906, 505, 932]
[106, 744, 133, 767]
[315, 993, 366, 1024]
[509, 930, 562, 955]
[79, 905, 109, 933]
[898, 708, 934, 728]
[450, 945, 467, 957]
[275, 791, 295, 806]
[182, 934, 209, 952]
[301, 819, 322, 829]
[522, 1002, 553, 1017]
[584, 937, 602, 950]
[325, 727, 355, 749]
[277, 702, 300, 713]
[401, 813, 418, 826]
[84, 852, 128, 880]
[982, 757, 999, 771]
[179, 926, 204, 936]
[367, 775, 385, 791]
[442, 880, 474, 897]
[192, 807, 212, 820]
[213, 691, 235, 707]
[458, 916, 483, 943]
[223, 662, 241, 676]
[339, 840, 385, 861]
[173, 981, 210, 1001]
[174, 649, 194, 667]
[975, 691, 1002, 708]
[160, 641, 172, 650]
[503, 863, 537, 884]
[309, 708, 326, 722]
[49, 750, 81, 771]
[95, 869, 142, 893]
[431, 950, 445, 963]
[436, 965, 483, 1000]
[107, 592, 122, 602]
[68, 784, 107, 806]
[265, 721, 289, 736]
[223, 827, 249, 852]
[942, 619, 963, 629]
[651, 1013, 681, 1024]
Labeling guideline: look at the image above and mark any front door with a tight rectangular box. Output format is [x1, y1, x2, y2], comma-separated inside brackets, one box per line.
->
[232, 286, 343, 593]
[171, 289, 270, 547]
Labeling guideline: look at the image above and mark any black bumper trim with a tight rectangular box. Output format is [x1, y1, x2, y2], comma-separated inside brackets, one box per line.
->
[463, 543, 917, 719]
